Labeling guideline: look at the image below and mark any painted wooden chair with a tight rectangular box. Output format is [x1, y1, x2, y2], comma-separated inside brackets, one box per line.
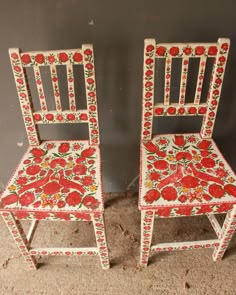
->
[139, 38, 236, 267]
[0, 45, 109, 270]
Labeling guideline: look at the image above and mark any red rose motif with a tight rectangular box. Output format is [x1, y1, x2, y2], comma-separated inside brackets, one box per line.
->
[169, 46, 179, 56]
[180, 176, 199, 188]
[144, 142, 158, 153]
[59, 143, 70, 153]
[197, 205, 212, 214]
[54, 212, 71, 220]
[149, 172, 161, 181]
[217, 203, 233, 213]
[57, 200, 66, 208]
[14, 211, 30, 219]
[73, 52, 83, 62]
[14, 66, 21, 72]
[183, 47, 192, 55]
[83, 196, 100, 209]
[203, 193, 211, 201]
[188, 107, 197, 115]
[19, 192, 35, 206]
[87, 78, 95, 84]
[33, 113, 42, 121]
[176, 206, 193, 216]
[224, 184, 236, 198]
[156, 151, 166, 158]
[48, 55, 55, 63]
[81, 147, 96, 157]
[178, 195, 187, 202]
[178, 108, 185, 115]
[197, 140, 211, 150]
[208, 184, 224, 198]
[221, 43, 229, 51]
[16, 177, 27, 185]
[144, 189, 160, 203]
[76, 157, 85, 163]
[161, 186, 178, 201]
[145, 70, 153, 77]
[216, 168, 227, 178]
[200, 150, 210, 157]
[86, 63, 94, 70]
[45, 113, 54, 121]
[208, 46, 218, 55]
[35, 54, 45, 64]
[79, 114, 88, 121]
[198, 107, 207, 114]
[156, 207, 171, 217]
[34, 212, 50, 220]
[66, 191, 82, 206]
[146, 45, 154, 52]
[11, 53, 18, 59]
[176, 152, 192, 161]
[174, 135, 185, 146]
[2, 194, 18, 206]
[31, 148, 45, 157]
[146, 58, 153, 65]
[155, 108, 164, 116]
[84, 49, 92, 55]
[26, 165, 40, 175]
[21, 54, 31, 64]
[59, 52, 69, 62]
[156, 46, 166, 56]
[74, 212, 91, 221]
[82, 176, 93, 186]
[154, 160, 168, 170]
[33, 201, 41, 208]
[201, 157, 215, 168]
[195, 46, 205, 55]
[167, 107, 176, 115]
[67, 113, 75, 121]
[219, 56, 226, 63]
[88, 91, 95, 97]
[73, 164, 87, 175]
[43, 182, 61, 195]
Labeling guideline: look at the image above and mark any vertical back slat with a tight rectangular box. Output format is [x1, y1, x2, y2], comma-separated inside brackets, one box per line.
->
[82, 44, 100, 145]
[9, 49, 40, 145]
[194, 56, 207, 104]
[164, 58, 172, 105]
[33, 66, 47, 112]
[141, 39, 156, 141]
[66, 64, 76, 111]
[200, 38, 230, 138]
[179, 57, 189, 105]
[50, 65, 62, 111]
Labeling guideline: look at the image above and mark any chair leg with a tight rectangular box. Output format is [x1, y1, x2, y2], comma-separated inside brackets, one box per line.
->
[212, 205, 236, 261]
[92, 213, 110, 270]
[140, 210, 155, 267]
[1, 212, 37, 270]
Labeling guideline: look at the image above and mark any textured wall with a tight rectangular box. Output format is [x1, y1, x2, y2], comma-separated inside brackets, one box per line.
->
[0, 0, 236, 192]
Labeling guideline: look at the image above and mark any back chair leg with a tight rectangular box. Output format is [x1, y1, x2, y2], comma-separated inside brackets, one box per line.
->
[213, 206, 236, 261]
[140, 210, 155, 267]
[1, 212, 37, 270]
[92, 213, 110, 270]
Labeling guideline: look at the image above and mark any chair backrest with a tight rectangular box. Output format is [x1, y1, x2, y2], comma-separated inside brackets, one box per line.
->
[9, 45, 99, 146]
[141, 38, 230, 142]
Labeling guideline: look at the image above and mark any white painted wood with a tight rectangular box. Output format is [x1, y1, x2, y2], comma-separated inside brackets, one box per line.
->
[27, 220, 39, 245]
[207, 214, 222, 239]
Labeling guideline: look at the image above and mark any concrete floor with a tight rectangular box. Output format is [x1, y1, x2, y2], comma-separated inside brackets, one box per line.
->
[0, 193, 236, 295]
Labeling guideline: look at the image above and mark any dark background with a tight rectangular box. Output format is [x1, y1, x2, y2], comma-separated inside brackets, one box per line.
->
[0, 0, 236, 193]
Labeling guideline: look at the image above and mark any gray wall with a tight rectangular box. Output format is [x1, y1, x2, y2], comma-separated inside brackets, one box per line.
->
[1, 0, 236, 193]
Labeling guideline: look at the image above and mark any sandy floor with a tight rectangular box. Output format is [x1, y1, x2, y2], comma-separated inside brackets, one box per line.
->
[0, 193, 236, 295]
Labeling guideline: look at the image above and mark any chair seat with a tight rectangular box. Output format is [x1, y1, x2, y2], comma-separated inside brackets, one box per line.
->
[139, 133, 236, 215]
[0, 140, 103, 216]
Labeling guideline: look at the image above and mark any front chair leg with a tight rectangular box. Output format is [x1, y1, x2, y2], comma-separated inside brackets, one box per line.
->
[1, 212, 37, 270]
[213, 205, 236, 261]
[92, 213, 110, 270]
[140, 210, 155, 267]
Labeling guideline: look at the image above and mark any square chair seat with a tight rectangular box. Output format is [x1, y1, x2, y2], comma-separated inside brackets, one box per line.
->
[139, 133, 236, 216]
[0, 140, 103, 219]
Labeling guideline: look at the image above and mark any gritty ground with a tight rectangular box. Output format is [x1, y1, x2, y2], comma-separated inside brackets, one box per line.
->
[0, 193, 236, 295]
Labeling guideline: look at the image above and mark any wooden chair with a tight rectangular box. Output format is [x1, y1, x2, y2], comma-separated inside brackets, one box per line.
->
[0, 45, 109, 270]
[139, 38, 236, 267]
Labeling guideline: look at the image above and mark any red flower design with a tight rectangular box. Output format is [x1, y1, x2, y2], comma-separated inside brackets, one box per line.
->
[156, 46, 166, 56]
[73, 52, 83, 62]
[198, 107, 207, 114]
[144, 142, 158, 153]
[144, 189, 160, 203]
[167, 107, 176, 115]
[35, 54, 45, 64]
[59, 143, 70, 153]
[176, 152, 192, 161]
[219, 56, 226, 63]
[54, 212, 71, 220]
[11, 53, 18, 59]
[14, 66, 21, 72]
[43, 182, 61, 195]
[16, 177, 27, 185]
[216, 168, 227, 178]
[174, 135, 185, 146]
[66, 191, 82, 206]
[145, 70, 153, 77]
[208, 184, 224, 198]
[2, 194, 18, 206]
[57, 200, 66, 208]
[83, 196, 100, 209]
[183, 47, 192, 55]
[178, 108, 185, 115]
[34, 212, 50, 220]
[74, 212, 91, 220]
[86, 63, 94, 70]
[33, 113, 42, 121]
[176, 206, 193, 216]
[21, 54, 31, 64]
[221, 43, 229, 51]
[19, 192, 35, 206]
[156, 207, 171, 217]
[14, 211, 30, 219]
[224, 184, 236, 198]
[180, 176, 199, 188]
[87, 78, 95, 84]
[197, 205, 212, 214]
[154, 160, 168, 170]
[161, 186, 178, 201]
[145, 58, 153, 65]
[67, 113, 75, 121]
[45, 113, 54, 121]
[149, 172, 161, 181]
[84, 49, 92, 55]
[59, 52, 69, 62]
[33, 201, 41, 208]
[155, 107, 164, 116]
[197, 140, 211, 150]
[169, 47, 179, 56]
[73, 164, 87, 175]
[31, 148, 45, 157]
[217, 203, 233, 213]
[48, 55, 55, 63]
[146, 45, 154, 52]
[82, 176, 93, 186]
[26, 165, 40, 175]
[81, 147, 96, 157]
[201, 157, 215, 168]
[188, 107, 197, 114]
[79, 113, 88, 121]
[195, 46, 205, 55]
[208, 46, 218, 55]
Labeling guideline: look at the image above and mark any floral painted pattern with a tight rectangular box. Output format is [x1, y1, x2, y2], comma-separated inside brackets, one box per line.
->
[0, 141, 103, 215]
[140, 134, 236, 215]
